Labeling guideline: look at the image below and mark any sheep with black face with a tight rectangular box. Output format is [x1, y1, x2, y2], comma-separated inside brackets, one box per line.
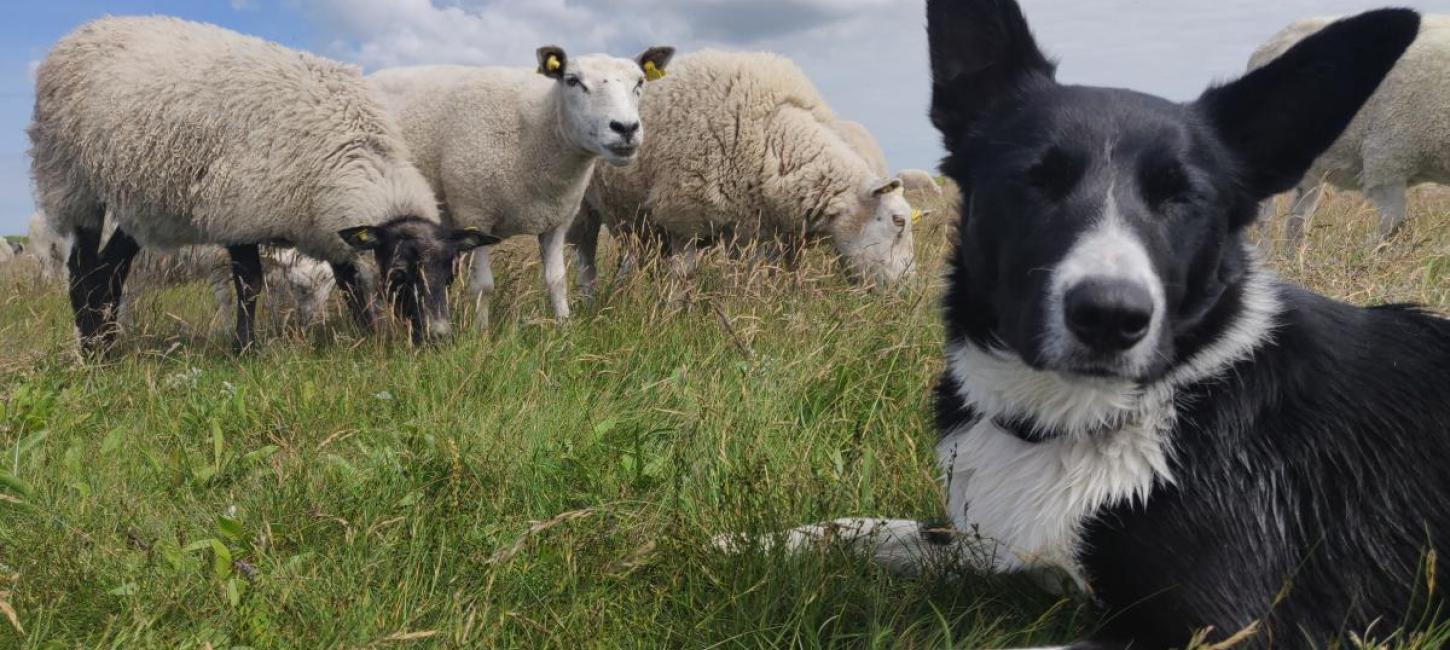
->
[28, 16, 494, 351]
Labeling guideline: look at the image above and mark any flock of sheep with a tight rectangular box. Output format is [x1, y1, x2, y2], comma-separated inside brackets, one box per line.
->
[6, 14, 1448, 352]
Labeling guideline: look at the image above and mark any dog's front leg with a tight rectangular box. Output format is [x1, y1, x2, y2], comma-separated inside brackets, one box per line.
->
[712, 517, 1001, 579]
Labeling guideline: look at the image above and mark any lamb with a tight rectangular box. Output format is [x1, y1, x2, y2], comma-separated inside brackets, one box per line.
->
[28, 211, 336, 329]
[572, 50, 916, 290]
[1249, 15, 1450, 242]
[369, 45, 675, 330]
[0, 239, 13, 266]
[836, 120, 890, 177]
[28, 16, 495, 351]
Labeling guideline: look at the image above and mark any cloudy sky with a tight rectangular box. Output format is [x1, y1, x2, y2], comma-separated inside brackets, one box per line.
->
[3, 0, 1447, 235]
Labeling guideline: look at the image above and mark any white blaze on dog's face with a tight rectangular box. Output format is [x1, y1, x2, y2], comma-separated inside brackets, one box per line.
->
[537, 46, 674, 166]
[836, 178, 916, 287]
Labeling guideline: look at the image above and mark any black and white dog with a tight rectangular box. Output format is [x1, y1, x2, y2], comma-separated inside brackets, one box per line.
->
[729, 1, 1450, 648]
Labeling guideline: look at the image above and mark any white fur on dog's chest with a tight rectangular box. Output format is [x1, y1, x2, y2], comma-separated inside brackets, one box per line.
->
[939, 344, 1181, 579]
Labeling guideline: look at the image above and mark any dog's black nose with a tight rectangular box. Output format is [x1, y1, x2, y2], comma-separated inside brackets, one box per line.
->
[609, 120, 640, 140]
[1064, 279, 1154, 352]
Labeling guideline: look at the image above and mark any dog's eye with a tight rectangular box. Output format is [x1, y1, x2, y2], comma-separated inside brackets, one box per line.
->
[1141, 160, 1192, 209]
[1025, 148, 1082, 201]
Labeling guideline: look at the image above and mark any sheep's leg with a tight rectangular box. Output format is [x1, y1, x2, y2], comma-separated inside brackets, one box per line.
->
[332, 261, 375, 333]
[1366, 182, 1408, 241]
[668, 238, 700, 278]
[1284, 183, 1324, 245]
[540, 224, 571, 322]
[98, 230, 140, 336]
[615, 236, 640, 282]
[67, 225, 106, 347]
[572, 205, 602, 305]
[468, 246, 496, 331]
[228, 244, 263, 352]
[210, 266, 234, 331]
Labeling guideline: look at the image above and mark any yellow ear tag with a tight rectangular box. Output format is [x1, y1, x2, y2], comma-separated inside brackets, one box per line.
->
[911, 209, 923, 225]
[546, 55, 562, 73]
[643, 60, 666, 81]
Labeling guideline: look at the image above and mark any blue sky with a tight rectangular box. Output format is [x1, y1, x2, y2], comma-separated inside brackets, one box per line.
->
[4, 0, 1448, 235]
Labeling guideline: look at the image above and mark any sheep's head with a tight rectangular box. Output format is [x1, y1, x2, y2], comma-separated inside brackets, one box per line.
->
[267, 249, 337, 327]
[831, 178, 916, 287]
[537, 45, 675, 166]
[339, 217, 498, 344]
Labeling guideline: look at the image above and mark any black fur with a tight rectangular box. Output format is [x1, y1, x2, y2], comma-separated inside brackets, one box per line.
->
[926, 1, 1436, 646]
[339, 215, 497, 345]
[1081, 288, 1450, 647]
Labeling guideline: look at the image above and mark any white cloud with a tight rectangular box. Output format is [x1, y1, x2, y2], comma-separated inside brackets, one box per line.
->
[27, 59, 41, 83]
[299, 0, 936, 169]
[295, 0, 1450, 176]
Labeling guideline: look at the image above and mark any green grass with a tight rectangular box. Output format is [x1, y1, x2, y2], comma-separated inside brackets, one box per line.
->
[0, 187, 1447, 648]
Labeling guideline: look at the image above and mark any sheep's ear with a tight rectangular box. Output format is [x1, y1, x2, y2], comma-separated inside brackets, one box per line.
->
[869, 178, 903, 197]
[338, 226, 382, 251]
[450, 227, 500, 252]
[537, 46, 568, 80]
[1195, 9, 1418, 206]
[637, 46, 675, 81]
[927, 0, 1056, 151]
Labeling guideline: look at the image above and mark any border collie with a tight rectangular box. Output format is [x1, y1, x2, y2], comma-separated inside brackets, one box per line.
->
[725, 2, 1450, 647]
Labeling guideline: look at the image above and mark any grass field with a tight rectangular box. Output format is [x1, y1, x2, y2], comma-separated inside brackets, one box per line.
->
[1, 187, 1448, 648]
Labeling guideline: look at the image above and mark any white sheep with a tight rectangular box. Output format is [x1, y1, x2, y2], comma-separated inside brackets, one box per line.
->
[1249, 15, 1450, 242]
[573, 50, 916, 289]
[898, 169, 942, 198]
[27, 212, 336, 329]
[0, 238, 13, 266]
[836, 120, 890, 178]
[28, 16, 495, 351]
[369, 45, 675, 330]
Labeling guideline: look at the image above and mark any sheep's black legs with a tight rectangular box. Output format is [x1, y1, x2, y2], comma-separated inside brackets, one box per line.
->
[228, 244, 263, 352]
[571, 204, 601, 304]
[98, 229, 140, 334]
[69, 224, 140, 352]
[67, 225, 105, 346]
[332, 261, 375, 332]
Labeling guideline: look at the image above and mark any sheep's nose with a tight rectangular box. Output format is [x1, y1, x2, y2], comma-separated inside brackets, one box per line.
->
[1063, 278, 1154, 353]
[609, 120, 641, 140]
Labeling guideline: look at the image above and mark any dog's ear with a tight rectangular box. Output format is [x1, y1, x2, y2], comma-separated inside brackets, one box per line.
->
[1196, 9, 1418, 208]
[926, 0, 1056, 150]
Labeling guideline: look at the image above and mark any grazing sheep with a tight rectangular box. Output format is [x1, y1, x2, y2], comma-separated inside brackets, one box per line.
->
[898, 169, 941, 198]
[28, 211, 335, 329]
[0, 239, 13, 266]
[1249, 15, 1450, 242]
[369, 45, 675, 330]
[572, 50, 916, 290]
[28, 16, 495, 351]
[836, 120, 890, 177]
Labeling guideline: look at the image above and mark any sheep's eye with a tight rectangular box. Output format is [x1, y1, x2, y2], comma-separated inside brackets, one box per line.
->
[565, 77, 584, 89]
